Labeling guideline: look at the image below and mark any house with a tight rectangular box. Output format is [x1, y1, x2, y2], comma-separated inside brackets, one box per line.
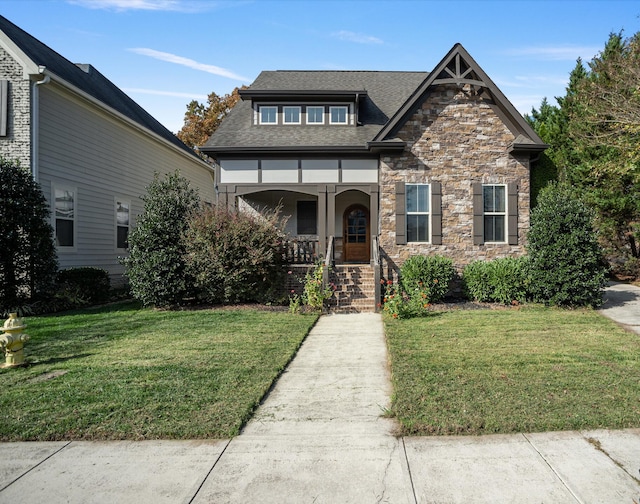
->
[201, 43, 546, 311]
[0, 15, 215, 285]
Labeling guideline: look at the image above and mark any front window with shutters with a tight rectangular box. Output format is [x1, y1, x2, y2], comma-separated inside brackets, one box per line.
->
[483, 185, 506, 242]
[406, 184, 429, 242]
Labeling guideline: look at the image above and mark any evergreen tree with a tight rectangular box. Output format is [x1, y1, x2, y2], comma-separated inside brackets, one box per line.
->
[122, 171, 200, 307]
[0, 158, 58, 310]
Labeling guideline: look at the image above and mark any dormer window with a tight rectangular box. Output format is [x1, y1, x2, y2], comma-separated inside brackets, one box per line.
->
[330, 106, 348, 124]
[283, 106, 301, 124]
[307, 106, 324, 124]
[260, 106, 277, 124]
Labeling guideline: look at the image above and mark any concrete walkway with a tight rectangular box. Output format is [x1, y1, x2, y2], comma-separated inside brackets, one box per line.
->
[1, 286, 640, 503]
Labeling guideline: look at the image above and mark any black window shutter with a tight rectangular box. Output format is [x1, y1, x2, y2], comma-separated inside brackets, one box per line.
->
[395, 181, 406, 245]
[508, 182, 518, 245]
[0, 80, 7, 137]
[472, 182, 484, 245]
[431, 181, 442, 245]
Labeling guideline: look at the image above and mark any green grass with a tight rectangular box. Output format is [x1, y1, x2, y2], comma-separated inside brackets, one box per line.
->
[385, 306, 640, 436]
[0, 302, 317, 441]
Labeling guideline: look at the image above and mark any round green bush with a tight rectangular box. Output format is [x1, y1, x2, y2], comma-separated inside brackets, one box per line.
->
[400, 255, 455, 303]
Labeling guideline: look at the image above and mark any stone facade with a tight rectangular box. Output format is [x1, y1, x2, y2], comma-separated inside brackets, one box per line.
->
[0, 47, 31, 168]
[379, 84, 531, 273]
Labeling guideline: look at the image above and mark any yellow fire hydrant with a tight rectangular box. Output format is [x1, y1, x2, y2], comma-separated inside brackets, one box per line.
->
[0, 313, 30, 368]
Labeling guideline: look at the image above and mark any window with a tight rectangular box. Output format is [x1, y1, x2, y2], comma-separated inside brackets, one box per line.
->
[259, 106, 277, 124]
[54, 186, 75, 247]
[297, 200, 317, 235]
[283, 106, 301, 124]
[483, 185, 506, 242]
[329, 106, 348, 124]
[307, 106, 324, 124]
[406, 184, 429, 242]
[116, 199, 130, 249]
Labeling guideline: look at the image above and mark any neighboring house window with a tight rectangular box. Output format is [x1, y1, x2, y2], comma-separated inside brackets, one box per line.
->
[259, 106, 277, 124]
[483, 185, 506, 242]
[54, 186, 75, 248]
[406, 184, 430, 242]
[297, 200, 317, 235]
[329, 106, 348, 124]
[307, 106, 324, 124]
[116, 199, 130, 249]
[283, 106, 301, 124]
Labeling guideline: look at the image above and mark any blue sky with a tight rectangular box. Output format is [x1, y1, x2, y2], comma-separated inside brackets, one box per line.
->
[2, 0, 639, 133]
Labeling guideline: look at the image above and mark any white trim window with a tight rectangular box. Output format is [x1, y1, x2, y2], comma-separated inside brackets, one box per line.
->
[406, 183, 430, 242]
[483, 184, 506, 242]
[306, 106, 324, 124]
[329, 106, 348, 124]
[283, 106, 301, 124]
[53, 184, 76, 248]
[116, 199, 130, 250]
[259, 106, 277, 124]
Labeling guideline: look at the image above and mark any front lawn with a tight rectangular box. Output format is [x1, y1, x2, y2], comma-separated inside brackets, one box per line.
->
[0, 302, 318, 441]
[385, 306, 640, 435]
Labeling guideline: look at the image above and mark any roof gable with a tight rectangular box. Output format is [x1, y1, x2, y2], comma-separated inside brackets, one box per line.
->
[373, 43, 546, 150]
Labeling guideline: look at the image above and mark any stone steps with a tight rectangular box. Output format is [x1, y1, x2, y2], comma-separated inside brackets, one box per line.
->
[327, 264, 377, 313]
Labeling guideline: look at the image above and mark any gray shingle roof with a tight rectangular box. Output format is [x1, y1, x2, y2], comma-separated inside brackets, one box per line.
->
[203, 70, 428, 153]
[0, 15, 195, 157]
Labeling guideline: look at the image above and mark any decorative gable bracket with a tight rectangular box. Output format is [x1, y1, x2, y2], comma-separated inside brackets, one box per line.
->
[432, 53, 487, 89]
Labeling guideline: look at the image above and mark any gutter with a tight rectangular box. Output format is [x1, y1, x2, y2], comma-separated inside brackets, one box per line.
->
[31, 66, 51, 182]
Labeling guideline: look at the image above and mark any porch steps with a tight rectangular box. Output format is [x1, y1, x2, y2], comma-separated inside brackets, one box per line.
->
[328, 264, 377, 313]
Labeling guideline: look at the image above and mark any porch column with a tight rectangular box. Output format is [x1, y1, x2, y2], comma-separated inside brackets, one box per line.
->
[327, 184, 336, 240]
[370, 185, 379, 264]
[317, 186, 326, 257]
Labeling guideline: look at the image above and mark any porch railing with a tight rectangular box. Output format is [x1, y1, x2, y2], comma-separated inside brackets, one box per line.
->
[373, 235, 382, 312]
[282, 238, 319, 264]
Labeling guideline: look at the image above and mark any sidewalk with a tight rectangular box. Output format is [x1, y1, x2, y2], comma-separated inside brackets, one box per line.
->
[1, 299, 639, 503]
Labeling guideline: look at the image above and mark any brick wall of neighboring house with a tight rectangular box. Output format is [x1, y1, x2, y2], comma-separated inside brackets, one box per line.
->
[0, 47, 31, 168]
[379, 84, 531, 274]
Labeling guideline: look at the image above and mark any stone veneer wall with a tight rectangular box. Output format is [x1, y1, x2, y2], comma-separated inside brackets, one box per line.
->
[379, 84, 531, 275]
[0, 47, 32, 168]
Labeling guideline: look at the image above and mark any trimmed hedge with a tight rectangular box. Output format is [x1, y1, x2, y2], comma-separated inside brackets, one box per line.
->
[56, 268, 111, 305]
[463, 257, 530, 304]
[400, 255, 455, 303]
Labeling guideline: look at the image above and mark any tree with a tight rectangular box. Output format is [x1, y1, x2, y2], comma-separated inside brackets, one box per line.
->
[122, 171, 200, 307]
[0, 158, 58, 310]
[527, 32, 640, 276]
[527, 183, 608, 308]
[177, 87, 245, 155]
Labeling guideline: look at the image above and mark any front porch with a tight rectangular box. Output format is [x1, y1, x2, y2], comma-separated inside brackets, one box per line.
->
[224, 187, 382, 312]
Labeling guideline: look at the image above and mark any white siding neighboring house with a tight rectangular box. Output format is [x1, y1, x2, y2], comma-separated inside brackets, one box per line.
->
[0, 16, 215, 285]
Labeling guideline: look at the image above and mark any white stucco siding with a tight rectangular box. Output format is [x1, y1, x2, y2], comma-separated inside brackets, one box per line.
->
[37, 83, 215, 282]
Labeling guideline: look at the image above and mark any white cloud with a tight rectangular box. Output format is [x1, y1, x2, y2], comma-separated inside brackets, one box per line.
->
[68, 0, 214, 12]
[504, 45, 600, 61]
[332, 30, 383, 45]
[128, 48, 250, 81]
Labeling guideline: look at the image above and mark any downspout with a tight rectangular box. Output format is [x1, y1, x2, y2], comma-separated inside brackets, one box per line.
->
[31, 66, 50, 182]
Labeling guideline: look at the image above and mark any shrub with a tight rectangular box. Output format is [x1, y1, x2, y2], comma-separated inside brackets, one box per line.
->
[400, 255, 455, 303]
[302, 261, 334, 311]
[463, 257, 530, 304]
[0, 157, 58, 312]
[184, 205, 286, 304]
[527, 182, 608, 307]
[122, 171, 200, 307]
[56, 267, 111, 305]
[382, 280, 432, 319]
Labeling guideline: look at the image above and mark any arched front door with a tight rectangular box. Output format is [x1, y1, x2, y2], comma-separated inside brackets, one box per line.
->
[343, 204, 370, 263]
